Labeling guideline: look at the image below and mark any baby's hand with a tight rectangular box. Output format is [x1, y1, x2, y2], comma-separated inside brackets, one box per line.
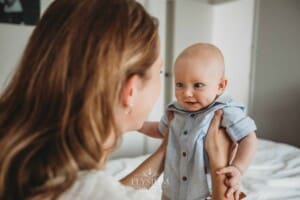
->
[217, 165, 243, 200]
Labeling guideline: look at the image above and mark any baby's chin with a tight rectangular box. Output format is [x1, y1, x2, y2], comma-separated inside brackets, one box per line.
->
[180, 102, 207, 112]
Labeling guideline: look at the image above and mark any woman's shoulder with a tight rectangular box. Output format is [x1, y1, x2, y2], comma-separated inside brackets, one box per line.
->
[60, 170, 157, 200]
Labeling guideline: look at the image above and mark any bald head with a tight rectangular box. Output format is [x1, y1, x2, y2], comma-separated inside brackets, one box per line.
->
[175, 43, 225, 78]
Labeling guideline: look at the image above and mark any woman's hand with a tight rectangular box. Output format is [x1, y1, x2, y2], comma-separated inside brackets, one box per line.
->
[205, 110, 231, 167]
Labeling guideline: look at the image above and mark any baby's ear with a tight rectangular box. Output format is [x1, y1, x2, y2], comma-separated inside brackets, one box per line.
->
[217, 78, 228, 95]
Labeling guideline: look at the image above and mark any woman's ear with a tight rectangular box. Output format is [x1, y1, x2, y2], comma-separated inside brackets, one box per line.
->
[120, 75, 140, 108]
[217, 78, 228, 95]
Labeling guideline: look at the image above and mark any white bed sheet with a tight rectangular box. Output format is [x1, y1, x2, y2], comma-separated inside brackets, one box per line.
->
[105, 139, 300, 200]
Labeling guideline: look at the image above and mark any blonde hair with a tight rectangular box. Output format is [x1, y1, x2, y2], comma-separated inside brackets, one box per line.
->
[0, 0, 158, 199]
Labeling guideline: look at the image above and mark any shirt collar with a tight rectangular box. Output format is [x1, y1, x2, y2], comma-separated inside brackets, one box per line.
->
[214, 92, 233, 104]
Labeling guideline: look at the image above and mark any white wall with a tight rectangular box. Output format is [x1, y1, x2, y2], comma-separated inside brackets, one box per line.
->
[0, 24, 33, 92]
[212, 0, 255, 105]
[173, 1, 213, 58]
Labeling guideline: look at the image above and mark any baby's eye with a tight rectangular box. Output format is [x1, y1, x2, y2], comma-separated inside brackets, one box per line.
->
[175, 82, 184, 88]
[194, 83, 204, 89]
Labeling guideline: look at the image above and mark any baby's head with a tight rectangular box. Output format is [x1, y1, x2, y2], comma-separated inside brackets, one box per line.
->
[174, 43, 227, 111]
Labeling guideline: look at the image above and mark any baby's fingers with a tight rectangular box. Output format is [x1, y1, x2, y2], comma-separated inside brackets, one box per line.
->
[216, 166, 236, 175]
[225, 176, 240, 187]
[226, 184, 239, 198]
[234, 190, 240, 200]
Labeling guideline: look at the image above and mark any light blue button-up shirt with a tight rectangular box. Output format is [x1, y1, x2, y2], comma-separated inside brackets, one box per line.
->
[158, 93, 257, 200]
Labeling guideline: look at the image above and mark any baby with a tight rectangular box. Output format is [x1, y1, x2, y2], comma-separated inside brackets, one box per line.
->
[140, 43, 257, 200]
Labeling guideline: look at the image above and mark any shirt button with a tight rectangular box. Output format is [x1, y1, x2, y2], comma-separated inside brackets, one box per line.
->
[182, 152, 186, 157]
[183, 131, 188, 135]
[191, 114, 195, 117]
[182, 176, 187, 181]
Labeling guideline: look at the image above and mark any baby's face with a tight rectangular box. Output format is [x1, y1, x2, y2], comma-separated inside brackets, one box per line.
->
[174, 56, 224, 112]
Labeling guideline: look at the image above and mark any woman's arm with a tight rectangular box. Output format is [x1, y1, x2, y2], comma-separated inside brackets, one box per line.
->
[121, 112, 174, 189]
[205, 110, 235, 200]
[120, 130, 167, 189]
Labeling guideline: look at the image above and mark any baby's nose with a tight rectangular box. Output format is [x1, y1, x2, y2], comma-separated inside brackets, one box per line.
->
[183, 88, 193, 97]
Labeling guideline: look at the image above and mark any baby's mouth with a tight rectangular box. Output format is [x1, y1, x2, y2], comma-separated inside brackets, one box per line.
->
[184, 101, 197, 105]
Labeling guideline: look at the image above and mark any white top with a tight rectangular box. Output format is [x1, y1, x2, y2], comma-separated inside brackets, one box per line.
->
[60, 170, 157, 200]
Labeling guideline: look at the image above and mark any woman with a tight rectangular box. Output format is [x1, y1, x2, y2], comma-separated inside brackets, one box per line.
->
[0, 0, 234, 199]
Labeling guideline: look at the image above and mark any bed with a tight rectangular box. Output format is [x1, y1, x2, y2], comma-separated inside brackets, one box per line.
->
[104, 138, 300, 200]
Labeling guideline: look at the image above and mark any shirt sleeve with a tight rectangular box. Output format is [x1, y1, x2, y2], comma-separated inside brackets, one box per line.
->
[158, 112, 168, 136]
[221, 106, 257, 141]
